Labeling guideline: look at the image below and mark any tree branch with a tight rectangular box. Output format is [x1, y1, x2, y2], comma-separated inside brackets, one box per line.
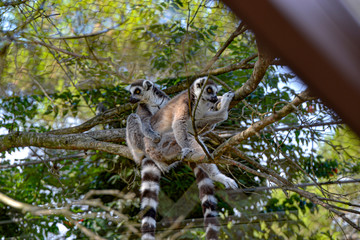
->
[232, 49, 274, 105]
[285, 187, 360, 231]
[0, 191, 123, 240]
[201, 22, 247, 73]
[225, 179, 360, 194]
[213, 89, 317, 158]
[15, 39, 112, 62]
[213, 121, 343, 138]
[44, 24, 122, 40]
[0, 130, 132, 159]
[0, 0, 28, 7]
[0, 153, 92, 169]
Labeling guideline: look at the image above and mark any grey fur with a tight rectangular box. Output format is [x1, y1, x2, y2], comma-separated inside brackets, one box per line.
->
[125, 80, 170, 240]
[144, 77, 238, 188]
[126, 78, 237, 240]
[125, 80, 170, 164]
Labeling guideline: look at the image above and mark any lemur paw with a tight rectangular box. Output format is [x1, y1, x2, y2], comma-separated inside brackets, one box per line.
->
[151, 132, 161, 143]
[127, 113, 141, 122]
[222, 91, 235, 101]
[181, 148, 193, 160]
[219, 91, 234, 109]
[224, 178, 238, 189]
[145, 131, 161, 143]
[212, 175, 238, 189]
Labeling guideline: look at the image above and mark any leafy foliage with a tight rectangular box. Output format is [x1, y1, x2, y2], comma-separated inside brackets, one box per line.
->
[0, 0, 358, 239]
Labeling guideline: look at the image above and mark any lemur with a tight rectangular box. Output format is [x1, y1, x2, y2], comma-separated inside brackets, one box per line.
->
[144, 78, 237, 187]
[126, 78, 237, 240]
[125, 80, 170, 165]
[125, 80, 171, 240]
[142, 77, 236, 240]
[126, 79, 237, 184]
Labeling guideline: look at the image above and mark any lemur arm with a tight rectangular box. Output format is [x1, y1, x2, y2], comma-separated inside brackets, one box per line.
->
[172, 108, 192, 150]
[196, 91, 234, 129]
[137, 103, 161, 143]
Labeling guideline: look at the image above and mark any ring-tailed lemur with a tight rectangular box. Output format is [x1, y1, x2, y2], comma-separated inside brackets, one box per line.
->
[142, 77, 237, 240]
[125, 80, 170, 164]
[144, 78, 237, 187]
[125, 80, 170, 240]
[126, 78, 237, 240]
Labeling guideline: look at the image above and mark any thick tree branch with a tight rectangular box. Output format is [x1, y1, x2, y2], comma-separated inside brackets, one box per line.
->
[0, 130, 132, 159]
[0, 91, 315, 165]
[231, 49, 274, 106]
[213, 89, 317, 158]
[49, 106, 133, 135]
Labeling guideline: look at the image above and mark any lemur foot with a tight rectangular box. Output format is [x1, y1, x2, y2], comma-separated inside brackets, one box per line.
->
[224, 178, 238, 189]
[212, 175, 238, 189]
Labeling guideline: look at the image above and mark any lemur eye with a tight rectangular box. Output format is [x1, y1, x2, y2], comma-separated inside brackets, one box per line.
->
[134, 89, 141, 94]
[207, 87, 213, 94]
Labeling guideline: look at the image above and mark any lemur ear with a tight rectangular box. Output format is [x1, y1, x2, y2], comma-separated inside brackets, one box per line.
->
[143, 80, 153, 90]
[217, 85, 222, 91]
[195, 77, 206, 88]
[124, 85, 131, 91]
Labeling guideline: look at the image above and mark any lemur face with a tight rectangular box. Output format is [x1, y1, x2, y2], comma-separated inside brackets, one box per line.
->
[125, 80, 154, 104]
[193, 77, 221, 103]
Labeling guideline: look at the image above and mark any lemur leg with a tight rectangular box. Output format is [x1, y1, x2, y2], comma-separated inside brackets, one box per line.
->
[141, 115, 161, 143]
[200, 164, 238, 189]
[172, 114, 195, 159]
[126, 113, 145, 164]
[144, 133, 181, 162]
[140, 158, 161, 240]
[190, 139, 238, 189]
[145, 135, 238, 188]
[190, 163, 220, 240]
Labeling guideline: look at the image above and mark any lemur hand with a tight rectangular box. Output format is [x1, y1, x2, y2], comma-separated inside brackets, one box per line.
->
[151, 132, 161, 143]
[222, 91, 235, 103]
[181, 148, 193, 160]
[144, 130, 161, 143]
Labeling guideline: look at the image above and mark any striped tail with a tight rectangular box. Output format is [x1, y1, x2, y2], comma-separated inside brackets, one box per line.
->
[192, 164, 220, 240]
[140, 158, 161, 240]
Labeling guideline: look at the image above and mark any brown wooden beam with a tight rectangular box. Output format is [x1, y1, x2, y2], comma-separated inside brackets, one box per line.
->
[222, 0, 360, 136]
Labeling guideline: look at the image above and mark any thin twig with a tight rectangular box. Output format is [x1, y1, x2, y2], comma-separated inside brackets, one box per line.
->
[44, 24, 122, 40]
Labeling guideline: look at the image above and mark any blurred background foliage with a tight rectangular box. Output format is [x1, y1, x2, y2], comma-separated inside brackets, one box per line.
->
[0, 0, 359, 239]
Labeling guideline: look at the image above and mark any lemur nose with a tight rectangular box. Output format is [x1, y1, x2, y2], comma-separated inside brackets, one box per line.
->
[210, 96, 218, 103]
[129, 97, 140, 104]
